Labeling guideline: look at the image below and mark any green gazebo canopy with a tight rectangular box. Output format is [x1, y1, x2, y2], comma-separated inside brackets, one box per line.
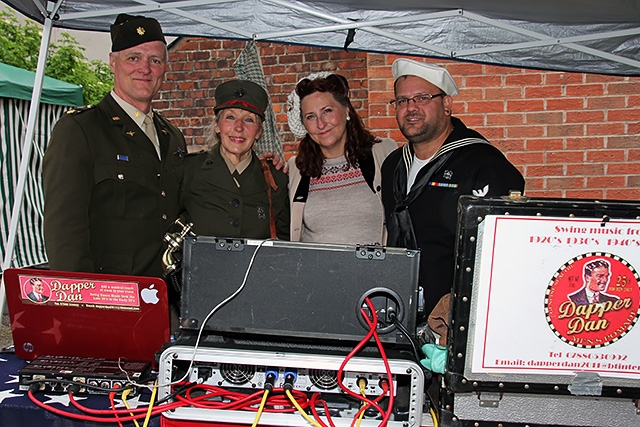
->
[0, 62, 83, 106]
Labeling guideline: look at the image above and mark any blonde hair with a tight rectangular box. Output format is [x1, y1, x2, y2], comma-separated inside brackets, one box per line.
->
[204, 109, 264, 150]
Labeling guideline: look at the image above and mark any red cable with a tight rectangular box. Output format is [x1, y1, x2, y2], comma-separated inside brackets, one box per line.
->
[359, 297, 395, 427]
[336, 298, 388, 419]
[109, 391, 125, 427]
[69, 390, 183, 415]
[309, 392, 336, 427]
[28, 390, 183, 423]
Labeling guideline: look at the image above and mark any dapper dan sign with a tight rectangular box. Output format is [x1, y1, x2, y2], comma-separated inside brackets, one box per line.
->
[469, 216, 640, 379]
[20, 275, 141, 311]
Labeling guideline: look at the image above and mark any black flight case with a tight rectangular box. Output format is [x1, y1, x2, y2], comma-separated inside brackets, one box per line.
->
[442, 195, 640, 427]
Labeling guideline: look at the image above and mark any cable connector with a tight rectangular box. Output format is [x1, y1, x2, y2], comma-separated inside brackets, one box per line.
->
[264, 370, 278, 391]
[283, 371, 297, 391]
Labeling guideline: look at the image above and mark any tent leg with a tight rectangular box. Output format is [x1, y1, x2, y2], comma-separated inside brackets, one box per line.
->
[1, 0, 64, 312]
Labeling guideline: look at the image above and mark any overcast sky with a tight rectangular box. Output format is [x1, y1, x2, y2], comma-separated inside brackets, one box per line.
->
[3, 4, 116, 62]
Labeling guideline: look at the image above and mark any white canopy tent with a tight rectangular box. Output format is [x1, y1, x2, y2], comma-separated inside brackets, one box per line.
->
[1, 0, 639, 308]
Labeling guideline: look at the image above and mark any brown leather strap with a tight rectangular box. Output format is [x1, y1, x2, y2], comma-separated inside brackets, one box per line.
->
[260, 159, 278, 238]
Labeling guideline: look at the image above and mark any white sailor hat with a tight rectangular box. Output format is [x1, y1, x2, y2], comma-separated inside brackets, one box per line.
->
[392, 58, 459, 96]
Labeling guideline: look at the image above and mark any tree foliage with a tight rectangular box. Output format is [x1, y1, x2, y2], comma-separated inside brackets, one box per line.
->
[0, 10, 113, 105]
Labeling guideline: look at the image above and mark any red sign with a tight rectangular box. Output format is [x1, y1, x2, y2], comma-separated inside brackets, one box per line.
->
[545, 253, 640, 348]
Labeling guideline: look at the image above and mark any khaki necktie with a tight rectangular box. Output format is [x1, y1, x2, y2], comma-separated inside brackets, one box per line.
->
[143, 115, 161, 159]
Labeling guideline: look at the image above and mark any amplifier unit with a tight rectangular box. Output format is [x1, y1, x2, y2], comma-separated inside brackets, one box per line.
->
[18, 354, 151, 395]
[180, 237, 421, 347]
[158, 345, 425, 427]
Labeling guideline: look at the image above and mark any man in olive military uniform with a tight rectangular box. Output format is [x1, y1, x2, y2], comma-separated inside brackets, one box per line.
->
[43, 14, 186, 281]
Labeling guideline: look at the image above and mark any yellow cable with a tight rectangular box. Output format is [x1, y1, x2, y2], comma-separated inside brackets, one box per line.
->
[355, 379, 367, 427]
[251, 390, 269, 427]
[142, 381, 158, 427]
[285, 389, 322, 427]
[429, 406, 439, 427]
[122, 388, 141, 427]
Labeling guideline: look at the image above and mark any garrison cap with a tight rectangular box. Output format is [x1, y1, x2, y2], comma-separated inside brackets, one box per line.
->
[392, 58, 459, 96]
[110, 14, 166, 52]
[214, 80, 269, 120]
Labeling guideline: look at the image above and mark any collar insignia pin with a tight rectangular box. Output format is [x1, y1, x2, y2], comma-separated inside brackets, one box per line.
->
[126, 131, 135, 136]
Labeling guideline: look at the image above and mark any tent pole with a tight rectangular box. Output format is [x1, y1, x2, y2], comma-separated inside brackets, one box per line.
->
[1, 0, 63, 310]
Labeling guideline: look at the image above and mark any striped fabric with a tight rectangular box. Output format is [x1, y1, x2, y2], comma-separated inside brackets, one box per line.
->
[0, 98, 65, 269]
[233, 40, 284, 158]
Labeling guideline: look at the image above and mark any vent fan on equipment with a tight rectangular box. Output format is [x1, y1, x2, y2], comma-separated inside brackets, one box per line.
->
[310, 369, 339, 390]
[220, 363, 256, 385]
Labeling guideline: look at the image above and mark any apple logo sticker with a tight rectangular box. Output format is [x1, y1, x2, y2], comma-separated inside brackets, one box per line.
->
[141, 284, 159, 305]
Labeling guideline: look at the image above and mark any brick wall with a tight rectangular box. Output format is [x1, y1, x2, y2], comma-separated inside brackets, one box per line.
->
[157, 38, 640, 201]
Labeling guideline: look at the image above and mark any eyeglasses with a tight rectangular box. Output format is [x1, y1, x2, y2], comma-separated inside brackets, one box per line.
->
[389, 93, 445, 108]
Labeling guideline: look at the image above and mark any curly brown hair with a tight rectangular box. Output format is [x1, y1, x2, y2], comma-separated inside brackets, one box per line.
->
[294, 74, 380, 178]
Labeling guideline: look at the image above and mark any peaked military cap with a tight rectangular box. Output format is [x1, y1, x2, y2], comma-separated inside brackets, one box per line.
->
[214, 80, 269, 120]
[110, 14, 166, 52]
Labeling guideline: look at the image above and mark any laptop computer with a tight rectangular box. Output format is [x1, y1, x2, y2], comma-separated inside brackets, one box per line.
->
[3, 268, 170, 363]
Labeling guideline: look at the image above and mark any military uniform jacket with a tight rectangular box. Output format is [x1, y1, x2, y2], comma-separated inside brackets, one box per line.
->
[43, 94, 186, 278]
[381, 117, 525, 317]
[181, 146, 290, 240]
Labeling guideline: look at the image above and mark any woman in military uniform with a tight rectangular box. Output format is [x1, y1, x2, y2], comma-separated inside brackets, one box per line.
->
[181, 80, 289, 239]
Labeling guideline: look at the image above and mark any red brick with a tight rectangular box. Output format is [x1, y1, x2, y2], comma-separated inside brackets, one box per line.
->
[608, 162, 640, 174]
[457, 114, 485, 127]
[526, 138, 565, 151]
[605, 189, 640, 201]
[627, 123, 640, 134]
[628, 149, 640, 161]
[566, 84, 604, 96]
[485, 87, 523, 99]
[475, 126, 504, 140]
[586, 150, 626, 162]
[506, 125, 545, 138]
[368, 117, 398, 129]
[587, 96, 626, 109]
[467, 101, 505, 113]
[566, 189, 605, 199]
[546, 150, 585, 163]
[484, 64, 521, 75]
[506, 99, 544, 112]
[629, 95, 640, 107]
[546, 98, 585, 110]
[587, 176, 627, 188]
[586, 123, 625, 136]
[545, 73, 584, 85]
[464, 75, 503, 87]
[506, 151, 544, 165]
[547, 176, 586, 189]
[608, 108, 640, 122]
[526, 189, 564, 198]
[197, 39, 222, 50]
[526, 165, 565, 177]
[547, 124, 585, 137]
[566, 163, 605, 176]
[505, 74, 543, 86]
[566, 111, 605, 123]
[486, 113, 524, 126]
[446, 62, 484, 75]
[526, 111, 563, 125]
[525, 86, 563, 98]
[565, 137, 604, 150]
[608, 81, 640, 95]
[494, 139, 525, 152]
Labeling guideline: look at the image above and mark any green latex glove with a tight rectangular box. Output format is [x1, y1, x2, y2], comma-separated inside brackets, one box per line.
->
[420, 343, 447, 374]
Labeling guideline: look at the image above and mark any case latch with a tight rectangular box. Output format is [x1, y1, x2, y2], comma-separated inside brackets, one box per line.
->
[355, 246, 386, 260]
[478, 391, 502, 408]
